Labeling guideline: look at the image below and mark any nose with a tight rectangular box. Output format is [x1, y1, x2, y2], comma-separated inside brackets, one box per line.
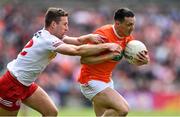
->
[66, 25, 69, 31]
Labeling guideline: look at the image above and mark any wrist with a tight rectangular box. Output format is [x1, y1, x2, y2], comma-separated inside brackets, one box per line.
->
[78, 34, 92, 44]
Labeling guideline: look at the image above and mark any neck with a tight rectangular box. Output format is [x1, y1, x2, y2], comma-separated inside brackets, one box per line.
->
[45, 27, 53, 35]
[113, 25, 124, 38]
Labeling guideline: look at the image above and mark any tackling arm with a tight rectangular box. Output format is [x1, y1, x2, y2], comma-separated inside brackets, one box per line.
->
[62, 34, 105, 45]
[55, 43, 121, 57]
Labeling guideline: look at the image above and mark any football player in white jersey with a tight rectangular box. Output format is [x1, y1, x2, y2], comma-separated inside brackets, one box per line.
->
[0, 7, 122, 116]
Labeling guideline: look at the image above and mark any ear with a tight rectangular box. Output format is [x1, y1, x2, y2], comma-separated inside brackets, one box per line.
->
[115, 20, 120, 26]
[51, 21, 57, 29]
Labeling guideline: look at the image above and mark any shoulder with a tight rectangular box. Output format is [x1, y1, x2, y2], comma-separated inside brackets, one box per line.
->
[94, 24, 113, 36]
[93, 25, 113, 42]
[40, 29, 63, 43]
[46, 35, 64, 49]
[95, 24, 113, 32]
[38, 29, 64, 49]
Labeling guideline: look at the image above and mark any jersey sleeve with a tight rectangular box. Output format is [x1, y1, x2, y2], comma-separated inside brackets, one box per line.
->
[45, 35, 64, 51]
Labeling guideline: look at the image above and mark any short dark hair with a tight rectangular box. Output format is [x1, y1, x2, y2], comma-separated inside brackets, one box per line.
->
[45, 7, 68, 28]
[114, 8, 134, 22]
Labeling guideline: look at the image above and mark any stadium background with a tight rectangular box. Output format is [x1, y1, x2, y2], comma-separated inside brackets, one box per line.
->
[0, 0, 180, 116]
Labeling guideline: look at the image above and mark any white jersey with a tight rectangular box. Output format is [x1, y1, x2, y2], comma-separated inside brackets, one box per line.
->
[7, 29, 64, 86]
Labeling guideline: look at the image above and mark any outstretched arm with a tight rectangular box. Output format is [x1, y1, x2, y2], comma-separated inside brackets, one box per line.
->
[55, 43, 121, 57]
[62, 34, 105, 45]
[80, 52, 121, 64]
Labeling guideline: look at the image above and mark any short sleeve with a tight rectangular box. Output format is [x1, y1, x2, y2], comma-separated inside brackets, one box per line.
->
[45, 35, 64, 51]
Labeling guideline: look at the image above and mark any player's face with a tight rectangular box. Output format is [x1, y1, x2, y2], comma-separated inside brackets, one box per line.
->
[117, 16, 135, 36]
[54, 16, 69, 39]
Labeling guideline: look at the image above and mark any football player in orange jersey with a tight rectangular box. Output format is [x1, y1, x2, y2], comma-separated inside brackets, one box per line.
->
[78, 8, 149, 117]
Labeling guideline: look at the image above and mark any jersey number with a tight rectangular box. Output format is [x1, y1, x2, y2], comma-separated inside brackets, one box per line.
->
[20, 39, 34, 56]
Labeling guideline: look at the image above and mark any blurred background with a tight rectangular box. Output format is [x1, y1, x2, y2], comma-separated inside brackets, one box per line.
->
[0, 0, 180, 116]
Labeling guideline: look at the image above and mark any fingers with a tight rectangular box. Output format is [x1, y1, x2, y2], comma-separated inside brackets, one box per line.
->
[143, 50, 148, 55]
[135, 50, 149, 64]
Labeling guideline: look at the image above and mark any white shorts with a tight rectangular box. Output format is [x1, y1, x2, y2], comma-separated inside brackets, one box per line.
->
[79, 80, 114, 101]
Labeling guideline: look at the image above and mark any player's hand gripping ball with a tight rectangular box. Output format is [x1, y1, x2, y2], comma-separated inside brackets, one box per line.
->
[124, 40, 148, 64]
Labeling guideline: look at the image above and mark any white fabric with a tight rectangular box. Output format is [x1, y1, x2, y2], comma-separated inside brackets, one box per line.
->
[80, 80, 114, 100]
[7, 29, 64, 86]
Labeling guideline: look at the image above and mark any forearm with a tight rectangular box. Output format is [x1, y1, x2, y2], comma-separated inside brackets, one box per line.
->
[62, 36, 81, 45]
[55, 42, 120, 57]
[62, 34, 92, 45]
[55, 43, 109, 56]
[76, 43, 110, 56]
[77, 34, 92, 44]
[81, 52, 117, 64]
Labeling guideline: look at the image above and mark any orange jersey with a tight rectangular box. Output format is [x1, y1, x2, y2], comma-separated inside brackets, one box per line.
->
[78, 24, 133, 84]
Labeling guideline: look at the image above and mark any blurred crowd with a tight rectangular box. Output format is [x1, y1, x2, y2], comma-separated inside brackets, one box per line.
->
[0, 1, 180, 110]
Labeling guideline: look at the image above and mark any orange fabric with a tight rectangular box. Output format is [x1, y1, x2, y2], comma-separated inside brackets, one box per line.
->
[78, 25, 133, 84]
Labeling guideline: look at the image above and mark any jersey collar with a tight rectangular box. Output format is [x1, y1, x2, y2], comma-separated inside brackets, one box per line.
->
[112, 25, 124, 39]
